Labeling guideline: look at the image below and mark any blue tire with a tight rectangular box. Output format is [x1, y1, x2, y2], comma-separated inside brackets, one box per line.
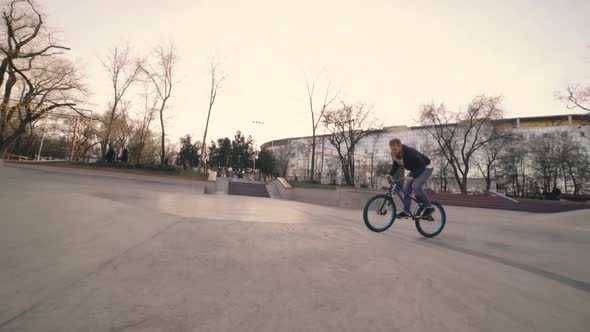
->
[415, 202, 446, 238]
[363, 194, 396, 232]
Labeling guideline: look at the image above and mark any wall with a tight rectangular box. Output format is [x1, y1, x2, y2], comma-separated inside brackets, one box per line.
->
[267, 179, 401, 210]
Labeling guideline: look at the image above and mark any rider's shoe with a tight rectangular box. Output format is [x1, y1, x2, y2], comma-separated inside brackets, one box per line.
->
[421, 207, 435, 217]
[396, 211, 411, 219]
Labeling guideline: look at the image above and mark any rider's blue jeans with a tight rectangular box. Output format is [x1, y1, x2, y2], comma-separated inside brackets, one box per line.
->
[402, 168, 433, 213]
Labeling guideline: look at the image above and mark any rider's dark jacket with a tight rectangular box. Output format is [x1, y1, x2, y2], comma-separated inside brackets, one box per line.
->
[389, 144, 431, 179]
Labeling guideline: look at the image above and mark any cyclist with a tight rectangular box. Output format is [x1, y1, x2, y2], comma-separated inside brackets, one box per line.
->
[389, 138, 434, 218]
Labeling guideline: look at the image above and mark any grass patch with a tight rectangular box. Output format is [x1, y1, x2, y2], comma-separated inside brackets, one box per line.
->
[38, 161, 210, 180]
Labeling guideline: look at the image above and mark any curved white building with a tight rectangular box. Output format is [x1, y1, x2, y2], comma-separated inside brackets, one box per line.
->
[261, 114, 590, 193]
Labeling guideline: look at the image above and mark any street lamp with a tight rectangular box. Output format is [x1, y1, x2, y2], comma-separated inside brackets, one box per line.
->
[251, 120, 264, 180]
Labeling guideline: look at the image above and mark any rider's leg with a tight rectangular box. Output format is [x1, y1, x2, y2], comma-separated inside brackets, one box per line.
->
[402, 178, 413, 213]
[395, 178, 413, 218]
[412, 168, 433, 209]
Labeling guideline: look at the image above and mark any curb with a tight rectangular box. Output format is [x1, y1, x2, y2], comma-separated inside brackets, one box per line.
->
[276, 177, 294, 190]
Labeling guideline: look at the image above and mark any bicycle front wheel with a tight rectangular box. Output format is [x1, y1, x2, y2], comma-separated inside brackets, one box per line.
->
[415, 202, 446, 238]
[363, 194, 397, 232]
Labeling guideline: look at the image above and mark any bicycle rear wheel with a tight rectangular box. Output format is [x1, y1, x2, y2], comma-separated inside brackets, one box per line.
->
[415, 202, 446, 238]
[363, 194, 397, 232]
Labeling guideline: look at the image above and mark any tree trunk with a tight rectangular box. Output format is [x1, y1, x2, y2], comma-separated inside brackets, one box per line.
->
[343, 165, 352, 186]
[562, 167, 568, 194]
[522, 172, 527, 198]
[310, 131, 316, 182]
[136, 142, 145, 164]
[200, 105, 213, 169]
[350, 145, 357, 186]
[160, 108, 165, 166]
[318, 138, 325, 181]
[102, 103, 118, 159]
[369, 154, 375, 189]
[513, 177, 517, 197]
[337, 153, 352, 186]
[567, 166, 579, 196]
[0, 121, 28, 156]
[461, 174, 468, 193]
[1, 70, 19, 153]
[448, 162, 466, 194]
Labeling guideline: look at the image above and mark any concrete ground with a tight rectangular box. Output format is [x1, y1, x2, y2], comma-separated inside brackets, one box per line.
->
[1, 163, 589, 332]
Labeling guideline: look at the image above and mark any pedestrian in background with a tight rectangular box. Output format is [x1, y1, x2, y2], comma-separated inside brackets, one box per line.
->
[106, 147, 115, 163]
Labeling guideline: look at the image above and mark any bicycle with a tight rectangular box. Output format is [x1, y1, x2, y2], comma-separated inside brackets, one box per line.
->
[363, 176, 446, 238]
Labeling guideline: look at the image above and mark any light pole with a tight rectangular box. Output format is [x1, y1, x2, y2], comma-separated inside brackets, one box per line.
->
[37, 121, 47, 161]
[251, 120, 264, 180]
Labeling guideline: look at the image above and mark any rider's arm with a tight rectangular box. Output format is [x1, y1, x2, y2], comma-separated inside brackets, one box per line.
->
[389, 161, 400, 177]
[420, 151, 431, 166]
[406, 148, 427, 179]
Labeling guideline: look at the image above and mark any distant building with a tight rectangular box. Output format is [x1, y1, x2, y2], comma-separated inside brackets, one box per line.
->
[261, 114, 590, 192]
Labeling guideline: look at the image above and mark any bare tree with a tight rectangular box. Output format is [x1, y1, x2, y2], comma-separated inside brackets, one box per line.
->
[325, 156, 341, 184]
[200, 60, 224, 168]
[95, 105, 133, 159]
[475, 131, 512, 191]
[528, 133, 561, 193]
[99, 45, 142, 158]
[420, 136, 451, 192]
[314, 135, 327, 181]
[272, 141, 297, 177]
[0, 0, 86, 154]
[114, 102, 134, 148]
[305, 74, 338, 182]
[76, 119, 101, 162]
[164, 141, 178, 166]
[375, 159, 392, 176]
[435, 156, 452, 192]
[497, 135, 529, 197]
[323, 102, 382, 186]
[556, 131, 589, 195]
[56, 115, 100, 162]
[418, 95, 504, 193]
[367, 132, 382, 189]
[560, 84, 590, 112]
[144, 42, 176, 166]
[558, 46, 590, 112]
[130, 83, 157, 163]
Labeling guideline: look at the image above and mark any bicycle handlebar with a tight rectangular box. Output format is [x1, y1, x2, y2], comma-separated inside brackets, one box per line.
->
[386, 175, 405, 184]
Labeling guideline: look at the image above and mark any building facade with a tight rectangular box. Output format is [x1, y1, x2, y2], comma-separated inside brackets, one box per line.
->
[261, 114, 590, 193]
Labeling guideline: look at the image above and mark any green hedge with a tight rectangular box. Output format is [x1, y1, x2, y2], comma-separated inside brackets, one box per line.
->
[64, 161, 209, 179]
[90, 162, 179, 173]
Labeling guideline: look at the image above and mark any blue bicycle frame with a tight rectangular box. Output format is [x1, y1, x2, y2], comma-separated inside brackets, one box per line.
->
[384, 182, 424, 217]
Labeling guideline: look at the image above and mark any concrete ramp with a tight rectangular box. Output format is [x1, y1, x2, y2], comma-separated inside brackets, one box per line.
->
[228, 182, 270, 198]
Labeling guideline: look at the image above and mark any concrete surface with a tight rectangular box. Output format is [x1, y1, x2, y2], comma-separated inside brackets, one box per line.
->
[268, 180, 341, 206]
[268, 179, 391, 210]
[1, 163, 589, 331]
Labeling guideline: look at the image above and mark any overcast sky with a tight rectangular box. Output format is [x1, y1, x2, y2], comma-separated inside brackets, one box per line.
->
[46, 0, 590, 146]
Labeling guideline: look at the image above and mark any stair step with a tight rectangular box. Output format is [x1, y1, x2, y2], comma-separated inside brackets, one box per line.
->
[426, 193, 516, 210]
[228, 182, 270, 198]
